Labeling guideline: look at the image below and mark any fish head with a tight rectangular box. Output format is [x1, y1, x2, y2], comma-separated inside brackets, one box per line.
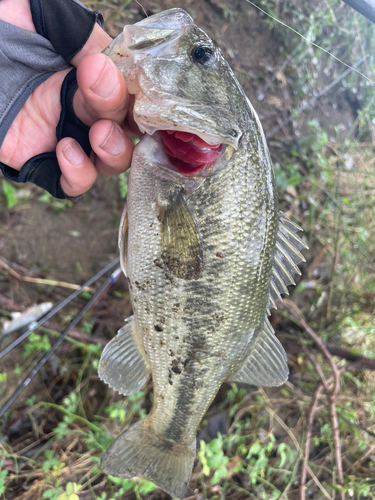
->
[106, 8, 244, 177]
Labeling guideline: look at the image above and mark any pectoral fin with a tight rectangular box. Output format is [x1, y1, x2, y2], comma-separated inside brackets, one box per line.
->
[158, 188, 203, 280]
[98, 317, 150, 395]
[229, 318, 288, 387]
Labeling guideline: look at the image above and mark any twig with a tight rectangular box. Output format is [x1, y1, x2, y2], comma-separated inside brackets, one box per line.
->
[325, 345, 375, 371]
[300, 383, 325, 500]
[282, 300, 340, 397]
[0, 266, 121, 417]
[0, 257, 119, 360]
[281, 331, 375, 371]
[264, 407, 334, 500]
[0, 257, 93, 291]
[0, 294, 21, 312]
[282, 301, 345, 499]
[36, 402, 101, 433]
[45, 321, 107, 347]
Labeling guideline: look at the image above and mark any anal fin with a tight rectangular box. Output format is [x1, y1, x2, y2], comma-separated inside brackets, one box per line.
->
[229, 318, 288, 387]
[98, 316, 150, 395]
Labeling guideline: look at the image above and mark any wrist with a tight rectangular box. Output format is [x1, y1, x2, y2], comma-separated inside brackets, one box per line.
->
[0, 0, 35, 32]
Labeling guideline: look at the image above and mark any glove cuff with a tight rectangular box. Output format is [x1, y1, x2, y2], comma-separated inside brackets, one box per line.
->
[0, 69, 87, 200]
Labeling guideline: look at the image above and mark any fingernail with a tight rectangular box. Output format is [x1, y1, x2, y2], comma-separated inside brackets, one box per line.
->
[90, 57, 119, 98]
[100, 123, 126, 156]
[62, 140, 85, 166]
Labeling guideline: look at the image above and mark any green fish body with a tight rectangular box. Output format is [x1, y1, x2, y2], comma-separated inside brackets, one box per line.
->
[98, 9, 307, 498]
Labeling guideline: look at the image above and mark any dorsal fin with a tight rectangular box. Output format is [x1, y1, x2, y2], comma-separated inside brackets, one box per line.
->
[268, 212, 308, 313]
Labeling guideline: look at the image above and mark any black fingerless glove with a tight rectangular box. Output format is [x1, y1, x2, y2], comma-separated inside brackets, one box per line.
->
[0, 0, 104, 199]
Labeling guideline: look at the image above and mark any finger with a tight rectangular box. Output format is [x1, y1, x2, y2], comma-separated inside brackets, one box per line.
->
[70, 23, 112, 66]
[73, 53, 129, 127]
[89, 120, 133, 176]
[57, 138, 98, 197]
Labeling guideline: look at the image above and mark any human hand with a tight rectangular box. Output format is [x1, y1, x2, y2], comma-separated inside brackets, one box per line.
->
[0, 0, 137, 198]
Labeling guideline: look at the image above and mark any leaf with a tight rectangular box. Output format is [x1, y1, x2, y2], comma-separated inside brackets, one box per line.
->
[2, 180, 18, 209]
[138, 479, 156, 494]
[211, 465, 228, 484]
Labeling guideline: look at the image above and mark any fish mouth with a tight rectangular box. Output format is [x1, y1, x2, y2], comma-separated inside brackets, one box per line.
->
[158, 130, 223, 176]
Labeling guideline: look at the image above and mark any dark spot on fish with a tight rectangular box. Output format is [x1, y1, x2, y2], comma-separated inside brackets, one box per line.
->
[160, 339, 165, 346]
[154, 324, 163, 332]
[169, 350, 175, 357]
[184, 358, 191, 368]
[161, 438, 174, 450]
[172, 366, 181, 374]
[173, 303, 180, 309]
[134, 281, 145, 291]
[154, 258, 163, 269]
[165, 270, 178, 286]
[216, 252, 224, 258]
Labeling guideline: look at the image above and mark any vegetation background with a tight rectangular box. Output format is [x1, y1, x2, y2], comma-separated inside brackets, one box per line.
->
[0, 0, 374, 499]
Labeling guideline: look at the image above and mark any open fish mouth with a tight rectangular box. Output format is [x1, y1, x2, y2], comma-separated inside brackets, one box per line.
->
[158, 130, 223, 176]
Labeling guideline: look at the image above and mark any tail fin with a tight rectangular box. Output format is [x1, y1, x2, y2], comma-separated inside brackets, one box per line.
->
[101, 420, 196, 499]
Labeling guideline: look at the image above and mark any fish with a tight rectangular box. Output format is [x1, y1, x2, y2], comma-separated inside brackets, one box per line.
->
[1, 302, 53, 337]
[98, 8, 308, 498]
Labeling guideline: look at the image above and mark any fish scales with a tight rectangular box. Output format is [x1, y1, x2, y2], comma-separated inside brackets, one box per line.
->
[98, 8, 308, 498]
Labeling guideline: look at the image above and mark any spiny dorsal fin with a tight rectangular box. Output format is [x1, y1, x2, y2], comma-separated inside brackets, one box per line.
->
[268, 212, 308, 313]
[228, 318, 288, 387]
[98, 316, 150, 395]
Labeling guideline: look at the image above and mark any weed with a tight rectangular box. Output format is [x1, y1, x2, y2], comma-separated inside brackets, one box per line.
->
[37, 192, 73, 212]
[2, 180, 18, 209]
[199, 435, 229, 485]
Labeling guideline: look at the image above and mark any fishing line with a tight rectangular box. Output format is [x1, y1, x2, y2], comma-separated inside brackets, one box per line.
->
[135, 0, 148, 17]
[243, 0, 375, 85]
[0, 256, 120, 360]
[0, 267, 121, 418]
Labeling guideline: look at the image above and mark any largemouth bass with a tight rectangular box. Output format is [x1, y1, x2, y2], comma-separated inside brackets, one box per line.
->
[98, 9, 307, 498]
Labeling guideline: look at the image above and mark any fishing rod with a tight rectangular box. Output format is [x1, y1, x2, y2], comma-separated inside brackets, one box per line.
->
[0, 256, 120, 360]
[0, 266, 122, 418]
[342, 0, 375, 24]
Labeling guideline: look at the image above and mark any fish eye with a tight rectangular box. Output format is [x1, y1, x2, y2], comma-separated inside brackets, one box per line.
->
[191, 46, 214, 65]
